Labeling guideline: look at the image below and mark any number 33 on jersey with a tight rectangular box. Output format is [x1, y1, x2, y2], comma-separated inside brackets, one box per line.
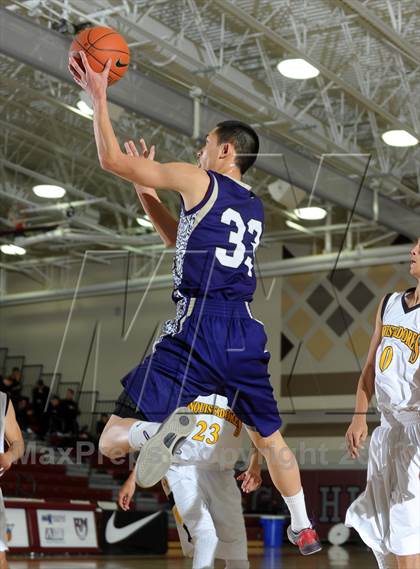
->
[175, 170, 265, 303]
[215, 208, 262, 277]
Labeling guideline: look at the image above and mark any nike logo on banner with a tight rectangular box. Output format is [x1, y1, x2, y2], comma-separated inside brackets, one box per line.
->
[105, 511, 161, 544]
[115, 59, 128, 68]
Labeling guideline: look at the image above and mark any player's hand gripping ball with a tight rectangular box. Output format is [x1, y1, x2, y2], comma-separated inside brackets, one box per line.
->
[69, 27, 130, 86]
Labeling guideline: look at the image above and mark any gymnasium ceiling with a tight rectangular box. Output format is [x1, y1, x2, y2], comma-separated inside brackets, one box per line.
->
[0, 0, 419, 285]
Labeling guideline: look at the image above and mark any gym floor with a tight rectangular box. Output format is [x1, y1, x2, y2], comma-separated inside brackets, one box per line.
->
[7, 546, 377, 568]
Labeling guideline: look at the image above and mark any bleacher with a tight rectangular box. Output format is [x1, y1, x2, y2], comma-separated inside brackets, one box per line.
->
[2, 460, 114, 502]
[0, 344, 116, 434]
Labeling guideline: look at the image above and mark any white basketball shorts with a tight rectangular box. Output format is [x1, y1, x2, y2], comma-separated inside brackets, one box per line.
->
[345, 411, 420, 556]
[163, 464, 248, 562]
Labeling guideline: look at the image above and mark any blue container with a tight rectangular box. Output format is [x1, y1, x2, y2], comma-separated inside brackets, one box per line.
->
[260, 515, 288, 548]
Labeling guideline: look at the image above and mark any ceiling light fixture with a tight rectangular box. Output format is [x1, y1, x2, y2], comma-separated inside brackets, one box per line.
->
[33, 185, 66, 199]
[76, 99, 94, 116]
[277, 58, 320, 79]
[285, 220, 313, 234]
[381, 130, 418, 147]
[1, 244, 26, 256]
[76, 91, 94, 117]
[294, 206, 327, 220]
[136, 216, 154, 229]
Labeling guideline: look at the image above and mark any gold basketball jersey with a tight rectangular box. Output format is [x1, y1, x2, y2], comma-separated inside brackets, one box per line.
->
[375, 289, 420, 414]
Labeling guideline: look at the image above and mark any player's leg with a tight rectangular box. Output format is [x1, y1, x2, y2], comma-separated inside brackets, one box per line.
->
[372, 551, 398, 569]
[389, 421, 420, 569]
[347, 418, 420, 566]
[0, 552, 7, 569]
[395, 554, 420, 569]
[165, 466, 219, 569]
[247, 437, 320, 555]
[245, 427, 318, 550]
[345, 425, 391, 557]
[245, 428, 304, 497]
[98, 390, 161, 458]
[0, 538, 8, 569]
[203, 470, 249, 569]
[0, 500, 8, 569]
[133, 407, 196, 488]
[99, 415, 163, 457]
[192, 532, 219, 569]
[162, 477, 194, 560]
[226, 316, 320, 555]
[99, 399, 195, 488]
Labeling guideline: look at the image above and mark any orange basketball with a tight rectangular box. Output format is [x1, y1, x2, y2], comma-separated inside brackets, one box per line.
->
[69, 27, 130, 86]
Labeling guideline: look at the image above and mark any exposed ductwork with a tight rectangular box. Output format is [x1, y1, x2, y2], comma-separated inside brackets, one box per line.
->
[14, 229, 162, 247]
[0, 7, 419, 240]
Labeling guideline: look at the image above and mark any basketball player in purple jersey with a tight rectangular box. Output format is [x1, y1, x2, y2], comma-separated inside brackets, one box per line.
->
[69, 52, 321, 555]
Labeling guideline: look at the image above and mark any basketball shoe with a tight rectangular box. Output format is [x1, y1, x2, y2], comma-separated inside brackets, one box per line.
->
[134, 407, 196, 487]
[287, 525, 322, 555]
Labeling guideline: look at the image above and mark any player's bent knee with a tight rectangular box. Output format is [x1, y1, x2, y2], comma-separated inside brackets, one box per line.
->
[248, 428, 282, 451]
[98, 434, 113, 458]
[99, 437, 127, 459]
[98, 416, 134, 458]
[98, 430, 125, 459]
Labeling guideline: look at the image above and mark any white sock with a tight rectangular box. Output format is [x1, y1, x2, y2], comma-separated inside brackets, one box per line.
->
[282, 488, 311, 533]
[373, 550, 398, 569]
[127, 420, 160, 450]
[225, 560, 249, 569]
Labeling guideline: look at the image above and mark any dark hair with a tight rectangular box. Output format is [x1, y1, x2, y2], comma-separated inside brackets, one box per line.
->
[67, 388, 75, 395]
[215, 120, 259, 174]
[12, 367, 20, 372]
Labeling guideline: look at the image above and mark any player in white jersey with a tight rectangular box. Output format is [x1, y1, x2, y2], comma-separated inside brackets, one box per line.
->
[345, 238, 420, 569]
[0, 392, 25, 569]
[119, 394, 262, 569]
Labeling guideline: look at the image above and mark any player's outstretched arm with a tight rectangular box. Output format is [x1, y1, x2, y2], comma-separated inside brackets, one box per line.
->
[118, 470, 136, 511]
[124, 139, 178, 248]
[0, 400, 24, 477]
[345, 296, 385, 459]
[237, 444, 263, 494]
[68, 52, 208, 202]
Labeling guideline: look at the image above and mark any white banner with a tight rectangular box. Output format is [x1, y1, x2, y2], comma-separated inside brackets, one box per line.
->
[5, 508, 29, 548]
[37, 509, 98, 548]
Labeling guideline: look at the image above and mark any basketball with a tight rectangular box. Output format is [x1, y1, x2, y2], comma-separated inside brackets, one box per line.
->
[69, 27, 130, 86]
